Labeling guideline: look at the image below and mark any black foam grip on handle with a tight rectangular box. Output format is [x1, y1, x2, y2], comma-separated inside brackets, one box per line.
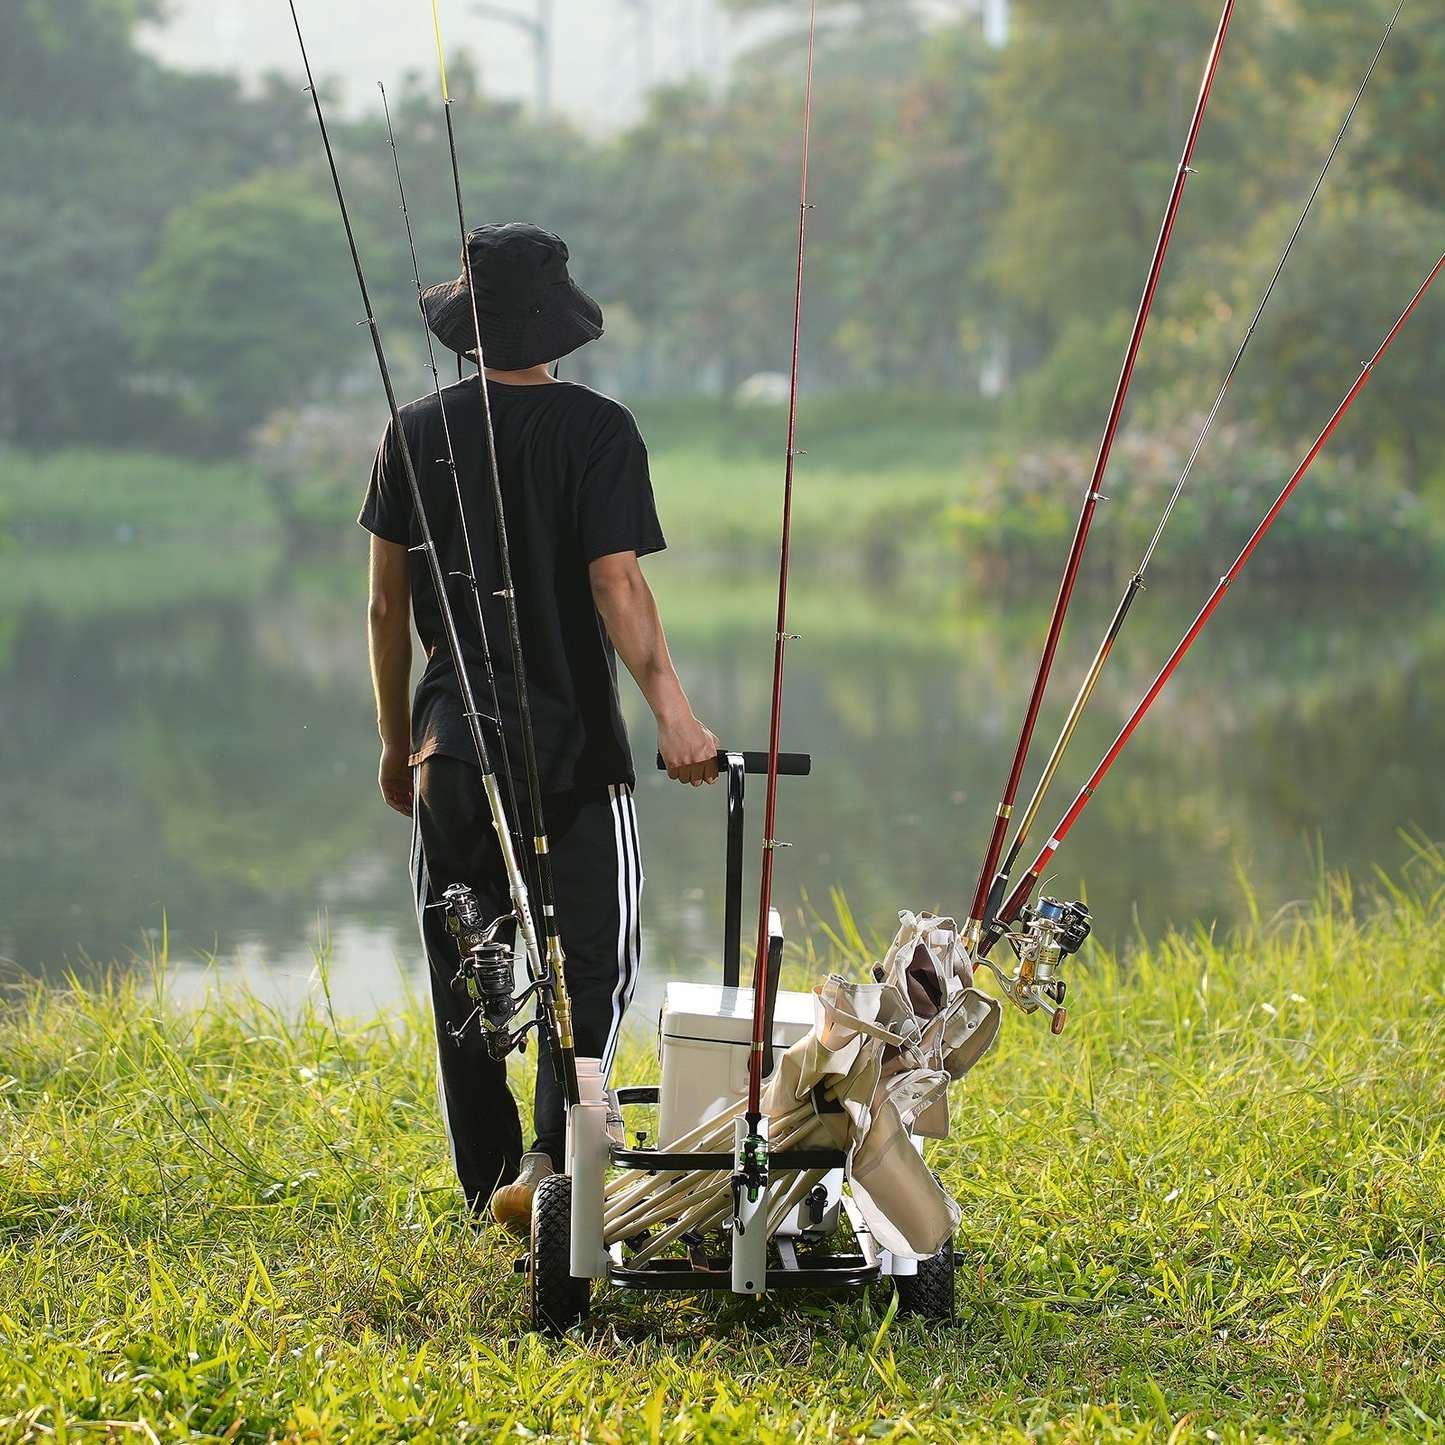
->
[656, 749, 812, 777]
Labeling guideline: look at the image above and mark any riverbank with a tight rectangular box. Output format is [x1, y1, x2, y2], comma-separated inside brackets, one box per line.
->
[2, 850, 1442, 1441]
[3, 413, 1438, 584]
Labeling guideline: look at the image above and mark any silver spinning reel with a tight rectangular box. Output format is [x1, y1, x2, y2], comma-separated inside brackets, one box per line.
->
[440, 882, 542, 1058]
[975, 895, 1091, 1035]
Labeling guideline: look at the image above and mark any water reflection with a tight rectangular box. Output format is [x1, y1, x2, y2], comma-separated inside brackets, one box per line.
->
[2, 540, 1442, 1023]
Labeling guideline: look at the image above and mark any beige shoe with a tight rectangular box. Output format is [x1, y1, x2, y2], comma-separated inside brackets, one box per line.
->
[491, 1151, 554, 1238]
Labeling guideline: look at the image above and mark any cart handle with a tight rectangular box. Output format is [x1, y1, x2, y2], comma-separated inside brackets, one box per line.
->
[655, 749, 812, 776]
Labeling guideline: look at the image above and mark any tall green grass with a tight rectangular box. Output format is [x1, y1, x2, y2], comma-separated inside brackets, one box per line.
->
[648, 446, 972, 564]
[0, 449, 275, 542]
[2, 846, 1444, 1442]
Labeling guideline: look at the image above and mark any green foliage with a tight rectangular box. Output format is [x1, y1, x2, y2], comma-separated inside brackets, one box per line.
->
[836, 26, 1005, 388]
[248, 400, 389, 543]
[6, 0, 1444, 493]
[945, 415, 1435, 584]
[989, 0, 1234, 331]
[989, 0, 1445, 483]
[2, 850, 1444, 1438]
[595, 21, 929, 396]
[0, 0, 309, 449]
[1262, 3, 1445, 214]
[0, 448, 274, 543]
[0, 0, 163, 125]
[1012, 310, 1134, 442]
[129, 172, 361, 447]
[1227, 188, 1445, 484]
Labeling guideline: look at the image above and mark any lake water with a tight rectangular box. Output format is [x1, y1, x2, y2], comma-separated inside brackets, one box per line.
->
[3, 534, 1443, 1028]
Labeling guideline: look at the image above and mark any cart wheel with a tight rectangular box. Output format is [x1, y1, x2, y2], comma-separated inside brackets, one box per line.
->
[530, 1174, 590, 1336]
[895, 1238, 955, 1323]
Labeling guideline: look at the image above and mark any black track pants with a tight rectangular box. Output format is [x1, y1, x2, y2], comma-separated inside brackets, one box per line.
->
[412, 755, 643, 1212]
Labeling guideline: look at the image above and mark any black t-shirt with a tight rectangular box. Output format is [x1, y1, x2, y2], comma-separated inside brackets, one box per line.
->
[359, 377, 665, 792]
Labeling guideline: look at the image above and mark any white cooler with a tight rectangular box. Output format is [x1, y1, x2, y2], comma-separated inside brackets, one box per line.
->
[656, 980, 817, 1147]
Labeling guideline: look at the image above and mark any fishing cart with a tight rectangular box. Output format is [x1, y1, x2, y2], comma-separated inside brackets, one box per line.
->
[518, 749, 1004, 1336]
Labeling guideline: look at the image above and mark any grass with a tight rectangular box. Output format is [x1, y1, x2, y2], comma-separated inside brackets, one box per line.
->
[0, 536, 284, 618]
[3, 846, 1444, 1442]
[649, 446, 972, 565]
[0, 449, 276, 544]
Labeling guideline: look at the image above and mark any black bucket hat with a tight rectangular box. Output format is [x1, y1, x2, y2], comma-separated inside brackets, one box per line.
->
[419, 221, 603, 370]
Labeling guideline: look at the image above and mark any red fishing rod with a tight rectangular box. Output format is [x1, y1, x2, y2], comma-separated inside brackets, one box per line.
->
[965, 0, 1236, 952]
[731, 3, 819, 1242]
[750, 0, 818, 1125]
[982, 249, 1445, 962]
[992, 0, 1405, 899]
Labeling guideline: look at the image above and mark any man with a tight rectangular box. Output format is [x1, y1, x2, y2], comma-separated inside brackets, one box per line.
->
[361, 222, 718, 1232]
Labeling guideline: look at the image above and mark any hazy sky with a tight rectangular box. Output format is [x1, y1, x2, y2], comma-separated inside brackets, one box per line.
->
[137, 0, 764, 132]
[137, 1, 1004, 132]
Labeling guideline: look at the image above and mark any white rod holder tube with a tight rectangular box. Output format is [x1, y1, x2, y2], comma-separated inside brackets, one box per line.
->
[730, 1114, 770, 1295]
[569, 1100, 610, 1279]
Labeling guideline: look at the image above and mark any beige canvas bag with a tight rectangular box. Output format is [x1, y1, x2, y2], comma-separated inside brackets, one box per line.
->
[761, 911, 1002, 1259]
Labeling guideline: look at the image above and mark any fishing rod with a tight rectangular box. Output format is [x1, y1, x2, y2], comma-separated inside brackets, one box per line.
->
[978, 248, 1445, 994]
[724, 0, 821, 1288]
[376, 81, 556, 1052]
[430, 0, 580, 1110]
[748, 0, 819, 1144]
[992, 0, 1407, 899]
[965, 0, 1237, 954]
[285, 2, 554, 1054]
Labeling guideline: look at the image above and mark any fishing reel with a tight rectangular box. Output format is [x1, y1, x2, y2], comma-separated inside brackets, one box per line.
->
[440, 883, 541, 1060]
[975, 895, 1091, 1036]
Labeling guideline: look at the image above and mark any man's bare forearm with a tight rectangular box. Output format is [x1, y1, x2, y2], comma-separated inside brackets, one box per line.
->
[368, 541, 412, 743]
[369, 606, 412, 743]
[591, 565, 684, 719]
[589, 551, 718, 785]
[368, 535, 416, 814]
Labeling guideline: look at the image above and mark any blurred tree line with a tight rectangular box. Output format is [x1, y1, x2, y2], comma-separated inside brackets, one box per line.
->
[3, 0, 1442, 481]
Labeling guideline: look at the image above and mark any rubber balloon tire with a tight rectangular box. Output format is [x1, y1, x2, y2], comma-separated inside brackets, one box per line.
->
[530, 1173, 590, 1336]
[894, 1238, 955, 1323]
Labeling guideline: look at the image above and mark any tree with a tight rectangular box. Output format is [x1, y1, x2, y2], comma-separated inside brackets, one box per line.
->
[1227, 186, 1445, 484]
[129, 171, 363, 447]
[0, 0, 311, 448]
[987, 0, 1248, 339]
[836, 25, 1004, 389]
[0, 0, 161, 125]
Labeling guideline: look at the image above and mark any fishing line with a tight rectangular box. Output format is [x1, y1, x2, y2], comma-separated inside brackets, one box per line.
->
[993, 0, 1408, 897]
[965, 0, 1238, 951]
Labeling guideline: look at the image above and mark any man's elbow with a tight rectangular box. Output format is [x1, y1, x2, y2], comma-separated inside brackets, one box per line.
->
[588, 572, 628, 613]
[589, 554, 646, 612]
[368, 589, 410, 637]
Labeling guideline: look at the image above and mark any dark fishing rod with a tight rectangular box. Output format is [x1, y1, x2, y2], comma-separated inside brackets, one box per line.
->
[993, 0, 1406, 894]
[983, 247, 1445, 960]
[430, 0, 579, 1109]
[965, 0, 1237, 953]
[377, 82, 529, 854]
[285, 3, 552, 1028]
[376, 82, 562, 1051]
[749, 0, 819, 1132]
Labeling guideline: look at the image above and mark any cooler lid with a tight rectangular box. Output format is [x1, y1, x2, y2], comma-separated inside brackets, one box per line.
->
[659, 981, 816, 1043]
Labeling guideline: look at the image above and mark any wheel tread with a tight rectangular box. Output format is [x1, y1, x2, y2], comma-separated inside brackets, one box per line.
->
[530, 1173, 590, 1335]
[895, 1237, 955, 1322]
